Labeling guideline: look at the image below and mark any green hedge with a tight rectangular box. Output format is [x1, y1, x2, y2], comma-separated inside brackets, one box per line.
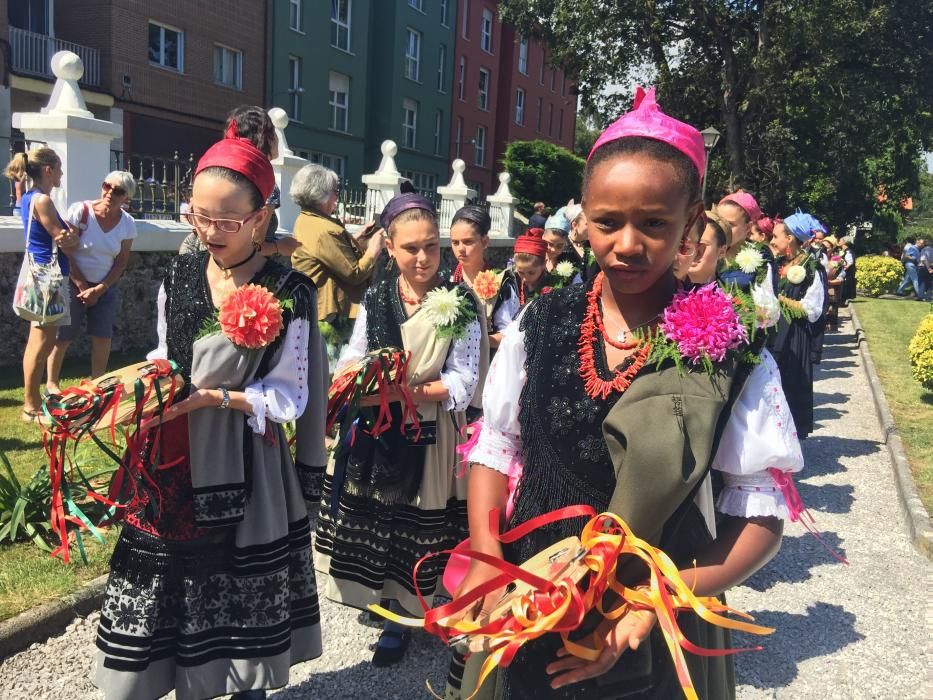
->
[855, 255, 904, 297]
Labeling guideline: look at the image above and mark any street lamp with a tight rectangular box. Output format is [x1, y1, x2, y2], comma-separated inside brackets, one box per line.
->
[700, 126, 721, 204]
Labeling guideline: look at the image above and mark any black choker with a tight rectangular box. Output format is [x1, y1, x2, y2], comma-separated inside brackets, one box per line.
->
[215, 248, 257, 272]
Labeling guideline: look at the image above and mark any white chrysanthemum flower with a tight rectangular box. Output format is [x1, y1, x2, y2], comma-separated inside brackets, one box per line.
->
[422, 287, 462, 327]
[555, 261, 576, 278]
[735, 245, 764, 274]
[752, 281, 780, 329]
[786, 265, 807, 285]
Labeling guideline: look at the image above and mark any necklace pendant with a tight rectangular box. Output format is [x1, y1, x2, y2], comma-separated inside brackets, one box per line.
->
[615, 329, 628, 343]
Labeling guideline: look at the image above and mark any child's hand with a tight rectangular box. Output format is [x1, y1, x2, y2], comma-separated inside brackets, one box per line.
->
[545, 608, 657, 689]
[358, 386, 403, 407]
[454, 561, 507, 624]
[140, 389, 221, 431]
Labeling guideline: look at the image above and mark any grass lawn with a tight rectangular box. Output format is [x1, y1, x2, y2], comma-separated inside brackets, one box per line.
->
[0, 351, 143, 621]
[851, 298, 933, 511]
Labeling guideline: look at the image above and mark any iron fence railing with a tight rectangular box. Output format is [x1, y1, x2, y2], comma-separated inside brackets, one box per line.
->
[111, 150, 194, 221]
[337, 180, 368, 225]
[9, 27, 101, 87]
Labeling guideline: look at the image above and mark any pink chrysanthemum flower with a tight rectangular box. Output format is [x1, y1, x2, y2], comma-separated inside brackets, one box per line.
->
[661, 284, 747, 364]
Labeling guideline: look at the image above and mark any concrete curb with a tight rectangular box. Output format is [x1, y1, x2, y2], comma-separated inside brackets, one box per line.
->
[0, 573, 108, 661]
[849, 304, 933, 560]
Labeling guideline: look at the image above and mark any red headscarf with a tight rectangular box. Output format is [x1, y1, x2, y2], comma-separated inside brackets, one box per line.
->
[195, 121, 276, 202]
[514, 228, 547, 258]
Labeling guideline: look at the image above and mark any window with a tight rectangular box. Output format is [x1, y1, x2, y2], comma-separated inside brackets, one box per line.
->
[441, 0, 449, 27]
[403, 98, 418, 148]
[474, 126, 486, 167]
[481, 9, 493, 52]
[310, 151, 345, 180]
[331, 0, 351, 51]
[437, 44, 447, 92]
[536, 97, 542, 131]
[455, 117, 463, 158]
[329, 72, 349, 132]
[405, 28, 421, 81]
[212, 45, 242, 89]
[408, 0, 423, 10]
[434, 110, 443, 155]
[561, 75, 566, 96]
[550, 67, 556, 92]
[287, 56, 302, 122]
[461, 0, 470, 38]
[514, 88, 525, 125]
[478, 68, 490, 110]
[518, 35, 528, 74]
[289, 0, 302, 32]
[547, 103, 553, 136]
[558, 108, 564, 140]
[458, 56, 466, 100]
[148, 21, 183, 72]
[539, 50, 545, 84]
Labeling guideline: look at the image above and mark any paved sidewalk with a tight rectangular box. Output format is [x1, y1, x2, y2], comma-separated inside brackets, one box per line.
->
[0, 309, 928, 699]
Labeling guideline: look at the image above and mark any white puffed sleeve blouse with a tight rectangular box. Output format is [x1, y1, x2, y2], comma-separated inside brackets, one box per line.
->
[468, 321, 804, 521]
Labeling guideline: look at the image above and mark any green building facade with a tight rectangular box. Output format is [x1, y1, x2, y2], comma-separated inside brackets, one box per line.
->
[267, 0, 456, 191]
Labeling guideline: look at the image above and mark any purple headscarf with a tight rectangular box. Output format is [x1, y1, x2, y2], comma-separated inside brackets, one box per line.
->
[379, 192, 437, 231]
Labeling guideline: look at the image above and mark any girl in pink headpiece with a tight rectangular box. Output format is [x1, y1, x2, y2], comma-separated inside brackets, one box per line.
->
[448, 87, 804, 699]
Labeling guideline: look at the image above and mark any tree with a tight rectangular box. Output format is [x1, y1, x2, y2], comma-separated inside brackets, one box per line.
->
[574, 115, 600, 159]
[501, 140, 585, 215]
[499, 0, 933, 231]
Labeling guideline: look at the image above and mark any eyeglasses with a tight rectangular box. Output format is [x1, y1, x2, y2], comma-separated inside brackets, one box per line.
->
[183, 210, 261, 234]
[101, 181, 127, 197]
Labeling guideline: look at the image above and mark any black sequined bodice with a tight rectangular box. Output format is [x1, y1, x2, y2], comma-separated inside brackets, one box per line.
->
[510, 283, 621, 564]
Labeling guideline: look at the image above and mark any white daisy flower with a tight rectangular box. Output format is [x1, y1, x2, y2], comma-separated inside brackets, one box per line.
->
[555, 260, 576, 278]
[786, 265, 807, 285]
[735, 245, 764, 274]
[422, 287, 462, 327]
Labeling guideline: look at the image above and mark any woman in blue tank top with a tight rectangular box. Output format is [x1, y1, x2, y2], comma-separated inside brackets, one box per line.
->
[4, 147, 79, 423]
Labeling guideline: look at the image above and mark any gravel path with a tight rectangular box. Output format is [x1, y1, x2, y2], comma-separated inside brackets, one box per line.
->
[1, 309, 929, 699]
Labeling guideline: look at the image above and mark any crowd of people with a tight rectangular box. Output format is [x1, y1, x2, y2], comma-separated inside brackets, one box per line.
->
[4, 91, 849, 699]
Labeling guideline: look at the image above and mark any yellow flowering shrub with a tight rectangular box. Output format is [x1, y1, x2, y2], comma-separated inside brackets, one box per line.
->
[908, 313, 933, 390]
[855, 256, 904, 297]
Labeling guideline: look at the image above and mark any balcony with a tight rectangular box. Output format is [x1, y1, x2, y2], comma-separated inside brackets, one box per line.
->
[9, 26, 101, 87]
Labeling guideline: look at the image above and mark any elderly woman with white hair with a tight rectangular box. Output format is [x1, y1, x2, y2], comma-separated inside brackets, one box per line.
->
[290, 163, 383, 369]
[46, 170, 139, 391]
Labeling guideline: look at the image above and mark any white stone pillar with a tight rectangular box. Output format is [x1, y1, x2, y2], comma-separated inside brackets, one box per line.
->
[436, 159, 476, 234]
[267, 107, 308, 234]
[486, 172, 518, 238]
[362, 140, 405, 225]
[12, 51, 121, 212]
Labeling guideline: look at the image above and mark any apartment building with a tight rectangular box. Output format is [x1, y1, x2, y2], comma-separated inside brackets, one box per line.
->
[2, 0, 267, 161]
[450, 0, 576, 195]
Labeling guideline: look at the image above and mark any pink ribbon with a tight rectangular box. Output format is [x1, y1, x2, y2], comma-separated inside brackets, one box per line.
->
[768, 468, 849, 565]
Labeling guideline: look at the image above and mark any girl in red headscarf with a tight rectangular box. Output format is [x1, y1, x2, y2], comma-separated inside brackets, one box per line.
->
[92, 130, 327, 700]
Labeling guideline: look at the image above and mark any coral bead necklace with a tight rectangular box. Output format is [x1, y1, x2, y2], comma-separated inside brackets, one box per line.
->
[578, 273, 654, 400]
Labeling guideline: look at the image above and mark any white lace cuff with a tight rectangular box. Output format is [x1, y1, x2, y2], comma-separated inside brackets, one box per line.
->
[468, 423, 523, 476]
[717, 472, 790, 520]
[244, 385, 267, 435]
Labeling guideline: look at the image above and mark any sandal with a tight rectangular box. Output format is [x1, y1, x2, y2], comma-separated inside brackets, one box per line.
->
[21, 408, 43, 424]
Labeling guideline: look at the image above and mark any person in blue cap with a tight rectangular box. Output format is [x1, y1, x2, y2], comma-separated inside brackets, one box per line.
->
[767, 212, 827, 438]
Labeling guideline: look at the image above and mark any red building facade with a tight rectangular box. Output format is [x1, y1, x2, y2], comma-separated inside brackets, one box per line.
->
[449, 1, 575, 196]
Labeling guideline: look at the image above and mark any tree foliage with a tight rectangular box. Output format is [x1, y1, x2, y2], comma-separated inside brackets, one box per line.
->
[499, 0, 933, 236]
[501, 140, 585, 215]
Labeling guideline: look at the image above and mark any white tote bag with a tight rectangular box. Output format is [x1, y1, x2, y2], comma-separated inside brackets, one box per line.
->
[11, 194, 67, 324]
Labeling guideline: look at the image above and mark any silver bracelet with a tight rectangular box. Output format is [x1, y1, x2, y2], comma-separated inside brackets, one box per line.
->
[218, 387, 230, 409]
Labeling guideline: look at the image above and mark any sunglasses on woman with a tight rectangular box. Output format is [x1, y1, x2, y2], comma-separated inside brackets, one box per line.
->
[102, 181, 127, 197]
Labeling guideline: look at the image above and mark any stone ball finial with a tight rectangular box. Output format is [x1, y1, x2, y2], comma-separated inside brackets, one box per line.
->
[51, 51, 84, 81]
[381, 140, 398, 157]
[452, 159, 466, 174]
[267, 107, 289, 129]
[499, 172, 511, 184]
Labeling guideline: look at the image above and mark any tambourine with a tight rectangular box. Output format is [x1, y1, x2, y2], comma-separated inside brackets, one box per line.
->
[326, 348, 417, 436]
[43, 359, 184, 435]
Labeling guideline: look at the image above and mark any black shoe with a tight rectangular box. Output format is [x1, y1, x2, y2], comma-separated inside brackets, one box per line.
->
[371, 628, 411, 667]
[230, 691, 266, 700]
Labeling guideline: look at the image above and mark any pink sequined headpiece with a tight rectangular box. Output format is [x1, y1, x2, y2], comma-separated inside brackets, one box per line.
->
[587, 86, 706, 183]
[720, 191, 764, 223]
